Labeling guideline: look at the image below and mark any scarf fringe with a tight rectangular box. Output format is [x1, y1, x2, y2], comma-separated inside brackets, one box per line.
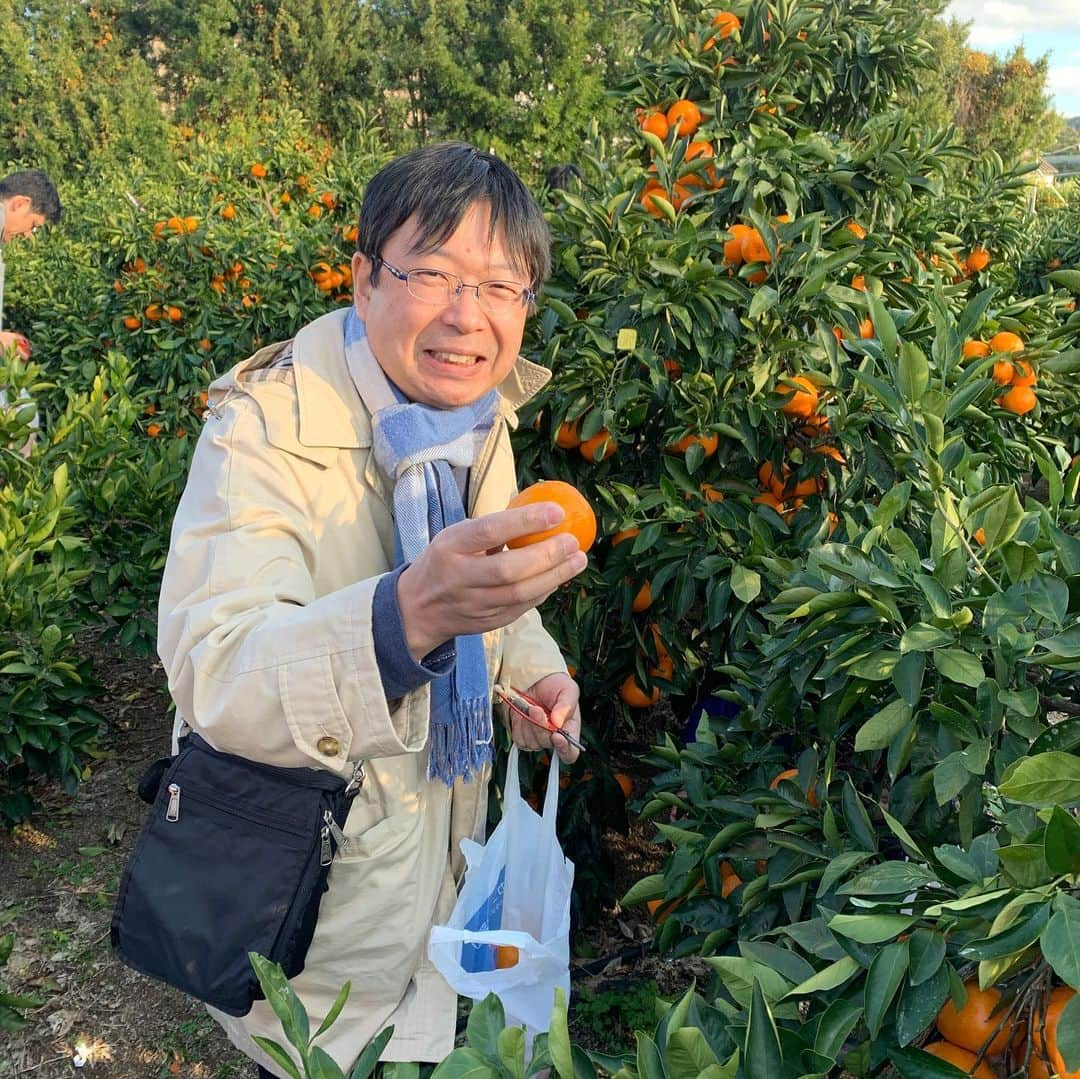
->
[428, 696, 493, 786]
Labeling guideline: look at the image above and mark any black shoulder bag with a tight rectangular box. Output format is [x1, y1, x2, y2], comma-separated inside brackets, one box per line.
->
[111, 732, 363, 1016]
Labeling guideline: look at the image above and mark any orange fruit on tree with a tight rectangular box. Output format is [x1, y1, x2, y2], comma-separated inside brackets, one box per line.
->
[753, 491, 783, 510]
[308, 204, 324, 218]
[740, 228, 772, 264]
[846, 220, 867, 240]
[997, 384, 1037, 415]
[220, 204, 236, 220]
[963, 339, 991, 359]
[989, 330, 1024, 353]
[935, 981, 1013, 1057]
[991, 359, 1015, 386]
[250, 162, 267, 179]
[614, 773, 634, 799]
[700, 483, 725, 502]
[770, 767, 819, 807]
[555, 419, 582, 449]
[923, 1042, 998, 1079]
[506, 480, 597, 553]
[147, 423, 162, 438]
[758, 460, 786, 497]
[667, 431, 719, 456]
[859, 318, 875, 339]
[612, 527, 640, 547]
[640, 111, 669, 139]
[640, 185, 669, 218]
[789, 473, 825, 498]
[1011, 360, 1037, 387]
[145, 303, 163, 321]
[645, 624, 673, 678]
[166, 305, 183, 322]
[166, 215, 185, 234]
[973, 527, 986, 545]
[724, 223, 754, 264]
[183, 216, 199, 233]
[122, 315, 141, 330]
[620, 675, 660, 708]
[778, 375, 819, 419]
[495, 945, 519, 969]
[965, 248, 990, 273]
[851, 274, 867, 291]
[579, 430, 616, 461]
[720, 860, 743, 898]
[703, 10, 740, 49]
[632, 581, 653, 613]
[1015, 987, 1078, 1079]
[666, 98, 702, 137]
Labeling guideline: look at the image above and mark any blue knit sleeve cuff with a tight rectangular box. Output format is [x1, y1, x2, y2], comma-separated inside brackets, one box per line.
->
[373, 565, 456, 700]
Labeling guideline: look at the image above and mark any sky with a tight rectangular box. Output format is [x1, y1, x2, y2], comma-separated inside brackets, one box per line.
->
[944, 0, 1080, 120]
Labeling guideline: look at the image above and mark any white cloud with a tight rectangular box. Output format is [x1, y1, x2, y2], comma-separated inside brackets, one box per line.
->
[944, 1, 1079, 47]
[1048, 64, 1080, 100]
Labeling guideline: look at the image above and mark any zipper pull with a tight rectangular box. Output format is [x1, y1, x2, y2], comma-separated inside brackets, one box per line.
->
[323, 809, 349, 850]
[320, 823, 332, 867]
[166, 783, 181, 822]
[345, 759, 365, 796]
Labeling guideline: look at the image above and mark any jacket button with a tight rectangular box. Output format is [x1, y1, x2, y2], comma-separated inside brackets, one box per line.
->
[316, 736, 341, 757]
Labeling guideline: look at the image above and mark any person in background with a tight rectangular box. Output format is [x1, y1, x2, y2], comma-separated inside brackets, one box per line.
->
[157, 142, 585, 1078]
[0, 169, 62, 456]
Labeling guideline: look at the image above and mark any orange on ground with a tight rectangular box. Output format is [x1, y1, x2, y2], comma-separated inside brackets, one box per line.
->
[620, 675, 660, 708]
[640, 111, 669, 139]
[632, 582, 653, 613]
[989, 330, 1024, 353]
[579, 430, 616, 461]
[963, 339, 991, 359]
[612, 527, 640, 547]
[923, 1042, 997, 1079]
[495, 945, 519, 969]
[965, 248, 990, 273]
[779, 375, 819, 419]
[724, 223, 754, 264]
[614, 773, 634, 799]
[997, 384, 1037, 415]
[859, 318, 875, 339]
[935, 981, 1012, 1057]
[740, 229, 772, 264]
[667, 432, 719, 456]
[555, 419, 582, 449]
[506, 480, 597, 553]
[666, 99, 702, 137]
[1011, 360, 1037, 387]
[770, 768, 819, 808]
[1016, 987, 1078, 1079]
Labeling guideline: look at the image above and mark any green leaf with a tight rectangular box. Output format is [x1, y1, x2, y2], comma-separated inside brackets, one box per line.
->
[817, 851, 875, 896]
[251, 1037, 303, 1079]
[744, 979, 783, 1079]
[999, 752, 1080, 807]
[621, 874, 666, 907]
[864, 941, 909, 1039]
[1045, 805, 1080, 876]
[908, 929, 947, 987]
[997, 843, 1052, 888]
[314, 981, 352, 1041]
[549, 986, 574, 1079]
[309, 1045, 348, 1079]
[634, 1034, 665, 1079]
[430, 1047, 497, 1079]
[1058, 994, 1080, 1071]
[785, 955, 861, 997]
[467, 993, 506, 1060]
[932, 648, 985, 688]
[667, 1027, 720, 1077]
[1047, 269, 1080, 291]
[496, 1028, 526, 1079]
[854, 699, 913, 751]
[1041, 897, 1080, 988]
[730, 564, 761, 604]
[901, 624, 954, 653]
[838, 862, 939, 896]
[891, 1046, 974, 1078]
[897, 341, 930, 404]
[748, 286, 778, 319]
[959, 901, 1050, 961]
[248, 953, 309, 1051]
[813, 998, 863, 1061]
[348, 1028, 395, 1079]
[827, 913, 916, 944]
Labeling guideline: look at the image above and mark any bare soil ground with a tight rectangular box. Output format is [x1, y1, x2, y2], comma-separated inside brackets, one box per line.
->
[1, 638, 700, 1078]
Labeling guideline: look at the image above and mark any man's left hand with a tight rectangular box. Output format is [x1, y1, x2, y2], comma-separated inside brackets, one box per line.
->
[509, 672, 581, 765]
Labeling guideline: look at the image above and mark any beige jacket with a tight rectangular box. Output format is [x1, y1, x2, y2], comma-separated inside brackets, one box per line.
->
[157, 308, 567, 1074]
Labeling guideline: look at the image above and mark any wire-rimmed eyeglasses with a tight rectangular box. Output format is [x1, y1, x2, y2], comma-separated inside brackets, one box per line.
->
[371, 256, 536, 312]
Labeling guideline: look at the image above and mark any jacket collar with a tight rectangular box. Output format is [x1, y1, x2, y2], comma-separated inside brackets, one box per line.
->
[289, 308, 551, 449]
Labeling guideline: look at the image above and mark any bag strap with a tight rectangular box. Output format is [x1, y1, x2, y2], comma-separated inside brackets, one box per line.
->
[539, 747, 561, 835]
[505, 745, 561, 835]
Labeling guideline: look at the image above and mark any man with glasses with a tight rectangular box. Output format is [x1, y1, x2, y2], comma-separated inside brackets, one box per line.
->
[158, 143, 584, 1078]
[0, 169, 61, 456]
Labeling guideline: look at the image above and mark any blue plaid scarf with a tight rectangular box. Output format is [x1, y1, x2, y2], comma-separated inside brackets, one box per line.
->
[344, 310, 498, 785]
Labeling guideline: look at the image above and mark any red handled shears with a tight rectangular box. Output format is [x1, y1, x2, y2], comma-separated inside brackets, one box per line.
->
[492, 683, 586, 754]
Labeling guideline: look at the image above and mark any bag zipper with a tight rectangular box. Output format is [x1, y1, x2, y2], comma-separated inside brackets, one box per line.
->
[166, 783, 181, 822]
[162, 782, 310, 838]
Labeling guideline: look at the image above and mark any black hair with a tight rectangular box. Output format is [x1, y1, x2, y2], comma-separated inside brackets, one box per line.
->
[0, 169, 62, 224]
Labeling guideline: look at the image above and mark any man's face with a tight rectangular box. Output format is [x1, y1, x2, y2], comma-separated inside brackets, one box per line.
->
[1, 196, 46, 242]
[352, 203, 532, 409]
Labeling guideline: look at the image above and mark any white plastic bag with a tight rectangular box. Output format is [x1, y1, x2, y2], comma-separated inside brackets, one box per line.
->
[428, 746, 574, 1036]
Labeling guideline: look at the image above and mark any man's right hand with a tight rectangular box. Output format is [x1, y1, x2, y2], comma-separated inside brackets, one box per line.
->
[396, 502, 588, 660]
[0, 332, 31, 359]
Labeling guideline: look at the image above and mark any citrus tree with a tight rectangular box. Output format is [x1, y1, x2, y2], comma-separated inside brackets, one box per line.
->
[514, 0, 1080, 1071]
